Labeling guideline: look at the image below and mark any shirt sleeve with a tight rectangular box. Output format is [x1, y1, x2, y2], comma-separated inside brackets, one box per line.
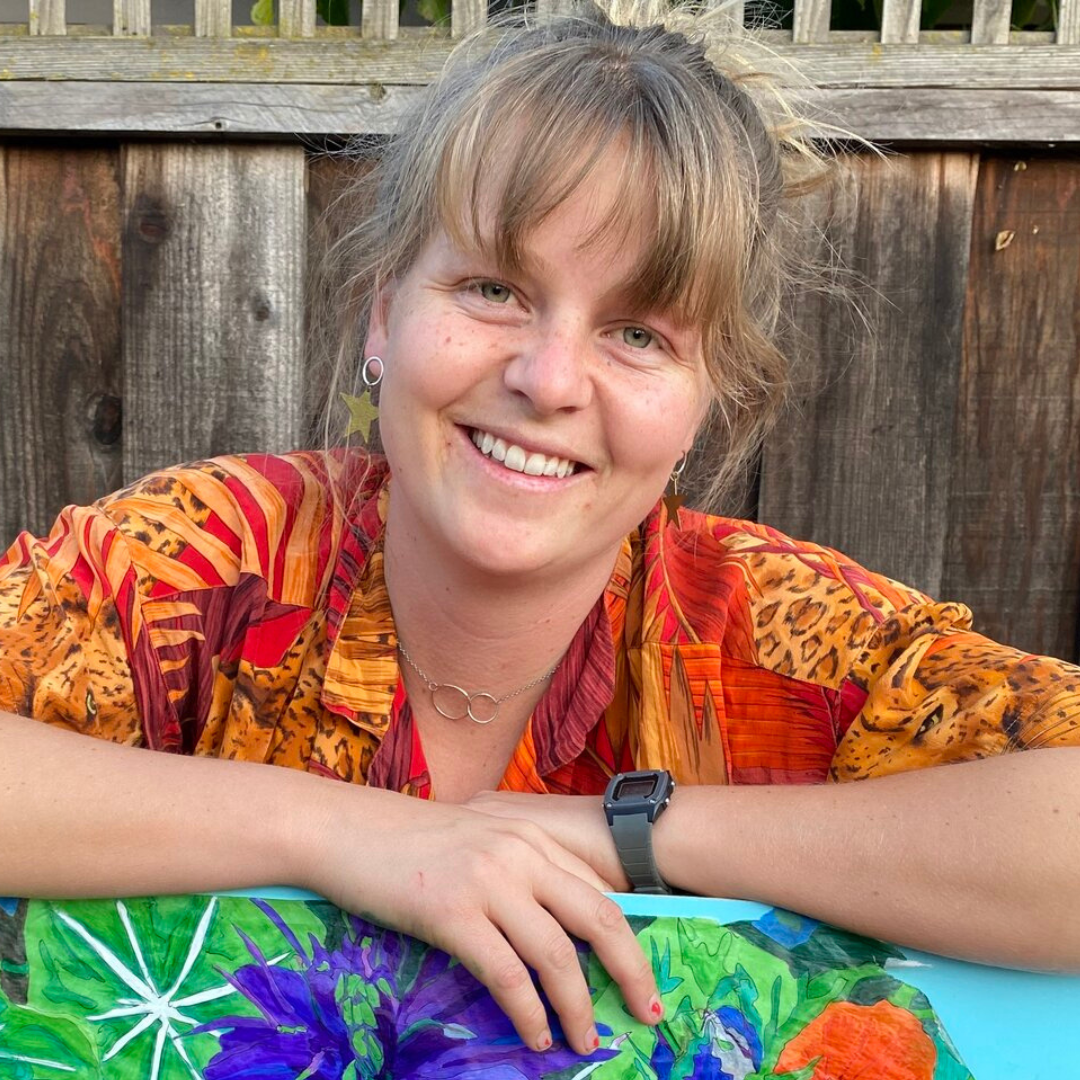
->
[0, 460, 259, 752]
[0, 499, 149, 746]
[829, 595, 1080, 781]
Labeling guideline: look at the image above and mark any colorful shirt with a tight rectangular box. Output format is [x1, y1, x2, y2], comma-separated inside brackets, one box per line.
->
[2, 452, 1078, 798]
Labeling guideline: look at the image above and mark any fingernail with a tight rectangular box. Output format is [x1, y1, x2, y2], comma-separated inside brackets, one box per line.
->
[536, 1030, 552, 1052]
[649, 995, 664, 1020]
[587, 1028, 600, 1052]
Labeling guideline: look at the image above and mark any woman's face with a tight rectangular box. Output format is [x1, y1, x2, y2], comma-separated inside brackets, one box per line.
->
[367, 160, 711, 583]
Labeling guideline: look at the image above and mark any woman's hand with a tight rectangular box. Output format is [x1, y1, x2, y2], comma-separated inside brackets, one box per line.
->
[299, 786, 661, 1056]
[466, 790, 632, 892]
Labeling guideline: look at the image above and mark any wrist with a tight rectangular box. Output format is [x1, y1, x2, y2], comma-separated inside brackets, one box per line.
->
[650, 784, 692, 893]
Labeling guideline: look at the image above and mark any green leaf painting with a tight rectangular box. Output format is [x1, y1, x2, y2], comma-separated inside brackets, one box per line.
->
[0, 895, 971, 1079]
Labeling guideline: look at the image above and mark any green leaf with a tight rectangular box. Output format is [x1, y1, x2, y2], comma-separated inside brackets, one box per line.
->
[416, 0, 451, 24]
[19, 896, 324, 1078]
[0, 1003, 101, 1077]
[319, 0, 351, 24]
[250, 0, 274, 25]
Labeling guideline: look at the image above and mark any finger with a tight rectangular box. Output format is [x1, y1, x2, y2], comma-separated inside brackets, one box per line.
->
[494, 902, 600, 1056]
[537, 872, 662, 1028]
[443, 919, 555, 1053]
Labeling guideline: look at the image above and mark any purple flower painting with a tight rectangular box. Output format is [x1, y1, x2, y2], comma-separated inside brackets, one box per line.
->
[201, 900, 617, 1079]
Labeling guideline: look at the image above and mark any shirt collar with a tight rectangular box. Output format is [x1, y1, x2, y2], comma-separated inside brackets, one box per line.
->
[321, 461, 631, 764]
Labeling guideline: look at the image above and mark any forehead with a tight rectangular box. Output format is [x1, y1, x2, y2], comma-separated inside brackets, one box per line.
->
[436, 134, 701, 320]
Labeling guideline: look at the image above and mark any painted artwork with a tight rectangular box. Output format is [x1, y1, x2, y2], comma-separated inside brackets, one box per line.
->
[0, 892, 1076, 1079]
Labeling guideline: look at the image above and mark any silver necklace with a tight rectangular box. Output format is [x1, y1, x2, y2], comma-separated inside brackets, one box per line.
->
[396, 641, 561, 725]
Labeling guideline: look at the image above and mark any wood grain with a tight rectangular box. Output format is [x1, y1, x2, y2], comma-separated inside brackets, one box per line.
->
[278, 0, 315, 38]
[0, 147, 122, 545]
[2, 35, 1079, 88]
[28, 0, 65, 36]
[113, 0, 150, 35]
[792, 0, 831, 43]
[121, 144, 307, 482]
[362, 0, 398, 40]
[194, 0, 231, 38]
[0, 82, 421, 136]
[1059, 0, 1080, 44]
[880, 0, 920, 44]
[759, 153, 979, 597]
[970, 0, 1012, 44]
[451, 0, 485, 37]
[944, 156, 1080, 661]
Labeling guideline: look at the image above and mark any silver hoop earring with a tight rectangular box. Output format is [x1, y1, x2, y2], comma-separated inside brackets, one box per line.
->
[361, 355, 384, 388]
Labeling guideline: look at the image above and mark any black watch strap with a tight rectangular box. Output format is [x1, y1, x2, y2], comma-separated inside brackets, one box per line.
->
[610, 811, 671, 894]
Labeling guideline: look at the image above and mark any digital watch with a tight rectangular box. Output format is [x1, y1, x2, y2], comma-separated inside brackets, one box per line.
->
[603, 769, 675, 895]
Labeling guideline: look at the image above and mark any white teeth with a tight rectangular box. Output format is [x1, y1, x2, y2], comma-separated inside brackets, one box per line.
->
[524, 452, 547, 476]
[469, 428, 578, 479]
[504, 445, 527, 472]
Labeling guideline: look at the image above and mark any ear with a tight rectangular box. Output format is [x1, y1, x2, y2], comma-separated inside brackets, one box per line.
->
[362, 280, 395, 359]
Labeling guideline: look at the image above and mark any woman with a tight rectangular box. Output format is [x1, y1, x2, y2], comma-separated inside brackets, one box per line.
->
[2, 0, 1079, 1062]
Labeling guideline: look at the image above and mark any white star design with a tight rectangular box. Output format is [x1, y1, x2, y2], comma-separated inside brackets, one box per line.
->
[52, 897, 287, 1080]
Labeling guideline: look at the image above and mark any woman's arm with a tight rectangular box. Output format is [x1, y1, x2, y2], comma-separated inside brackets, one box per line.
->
[470, 747, 1080, 970]
[657, 748, 1080, 970]
[0, 713, 660, 1055]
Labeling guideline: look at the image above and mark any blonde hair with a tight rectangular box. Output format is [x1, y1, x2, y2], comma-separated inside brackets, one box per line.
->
[311, 0, 834, 512]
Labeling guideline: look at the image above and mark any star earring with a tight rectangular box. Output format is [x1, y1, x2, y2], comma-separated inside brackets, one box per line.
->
[341, 355, 384, 443]
[664, 452, 688, 522]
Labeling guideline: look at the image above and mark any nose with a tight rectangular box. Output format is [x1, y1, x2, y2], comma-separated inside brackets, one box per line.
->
[503, 325, 594, 415]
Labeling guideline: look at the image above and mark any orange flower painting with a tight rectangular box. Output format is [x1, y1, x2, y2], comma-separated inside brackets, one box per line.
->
[777, 1000, 937, 1080]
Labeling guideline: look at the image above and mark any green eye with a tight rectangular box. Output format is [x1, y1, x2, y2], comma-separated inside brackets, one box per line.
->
[622, 326, 654, 349]
[479, 281, 512, 303]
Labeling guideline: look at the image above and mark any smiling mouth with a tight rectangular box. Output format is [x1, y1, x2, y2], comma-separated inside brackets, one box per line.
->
[468, 428, 580, 478]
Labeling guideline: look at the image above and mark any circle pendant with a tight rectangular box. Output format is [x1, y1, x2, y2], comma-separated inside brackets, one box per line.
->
[466, 693, 499, 725]
[431, 683, 470, 721]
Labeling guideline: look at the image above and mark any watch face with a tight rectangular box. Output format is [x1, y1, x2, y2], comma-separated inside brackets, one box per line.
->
[614, 775, 658, 801]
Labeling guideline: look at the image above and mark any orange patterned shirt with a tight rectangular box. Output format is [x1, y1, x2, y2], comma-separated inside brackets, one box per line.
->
[2, 451, 1078, 797]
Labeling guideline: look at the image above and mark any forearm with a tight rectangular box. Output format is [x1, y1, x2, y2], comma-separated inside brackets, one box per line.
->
[0, 711, 329, 898]
[654, 748, 1080, 971]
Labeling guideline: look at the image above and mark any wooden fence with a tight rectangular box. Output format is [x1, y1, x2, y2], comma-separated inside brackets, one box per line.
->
[1, 1, 1079, 665]
[0, 0, 1079, 140]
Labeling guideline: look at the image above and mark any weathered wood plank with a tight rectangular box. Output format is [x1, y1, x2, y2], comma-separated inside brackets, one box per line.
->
[194, 0, 231, 38]
[879, 0, 920, 44]
[278, 0, 315, 39]
[362, 0, 398, 40]
[759, 153, 979, 596]
[801, 87, 1080, 142]
[2, 36, 1080, 87]
[971, 0, 1012, 44]
[0, 82, 419, 135]
[451, 0, 485, 37]
[113, 0, 151, 35]
[943, 157, 1080, 661]
[1059, 0, 1080, 44]
[0, 147, 122, 546]
[28, 0, 65, 36]
[3, 83, 1080, 143]
[793, 0, 830, 43]
[121, 144, 307, 479]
